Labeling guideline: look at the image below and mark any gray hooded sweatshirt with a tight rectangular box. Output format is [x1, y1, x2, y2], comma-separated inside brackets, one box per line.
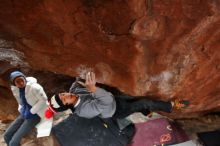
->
[69, 83, 116, 119]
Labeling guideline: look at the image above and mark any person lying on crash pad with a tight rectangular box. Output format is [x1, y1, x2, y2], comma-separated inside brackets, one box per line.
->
[45, 71, 189, 146]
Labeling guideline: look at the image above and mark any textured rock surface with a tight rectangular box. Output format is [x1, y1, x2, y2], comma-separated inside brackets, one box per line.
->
[0, 0, 220, 120]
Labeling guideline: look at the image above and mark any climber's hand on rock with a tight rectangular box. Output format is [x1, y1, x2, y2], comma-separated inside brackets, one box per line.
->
[78, 71, 97, 93]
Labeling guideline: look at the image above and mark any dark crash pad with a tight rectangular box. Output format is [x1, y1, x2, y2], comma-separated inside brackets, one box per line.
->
[53, 115, 189, 146]
[52, 114, 135, 146]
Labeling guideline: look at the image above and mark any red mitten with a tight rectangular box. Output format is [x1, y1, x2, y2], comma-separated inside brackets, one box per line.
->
[45, 108, 54, 119]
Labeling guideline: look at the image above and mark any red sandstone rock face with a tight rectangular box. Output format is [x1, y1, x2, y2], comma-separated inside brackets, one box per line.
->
[0, 0, 220, 119]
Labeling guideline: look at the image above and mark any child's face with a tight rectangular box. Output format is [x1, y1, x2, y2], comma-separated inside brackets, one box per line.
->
[59, 92, 77, 105]
[14, 77, 26, 88]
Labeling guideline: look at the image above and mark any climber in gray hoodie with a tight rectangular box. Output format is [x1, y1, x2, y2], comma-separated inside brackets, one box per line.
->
[45, 72, 189, 120]
[4, 71, 52, 146]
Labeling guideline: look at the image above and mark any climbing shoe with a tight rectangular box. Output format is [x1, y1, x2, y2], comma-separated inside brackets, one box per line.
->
[173, 99, 190, 109]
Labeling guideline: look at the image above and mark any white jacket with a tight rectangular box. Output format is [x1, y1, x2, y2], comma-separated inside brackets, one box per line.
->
[11, 77, 53, 137]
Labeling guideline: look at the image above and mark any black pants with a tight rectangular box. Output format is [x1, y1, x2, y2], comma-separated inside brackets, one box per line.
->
[113, 95, 172, 119]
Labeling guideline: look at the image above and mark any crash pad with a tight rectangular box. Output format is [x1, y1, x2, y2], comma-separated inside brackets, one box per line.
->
[52, 114, 135, 146]
[53, 114, 189, 146]
[128, 118, 189, 146]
